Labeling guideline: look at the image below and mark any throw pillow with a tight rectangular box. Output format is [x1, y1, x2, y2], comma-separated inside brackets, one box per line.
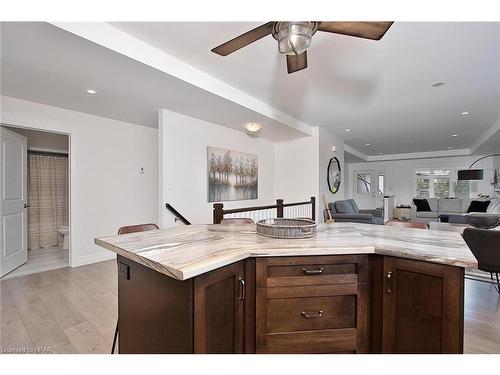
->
[413, 198, 431, 212]
[467, 200, 490, 213]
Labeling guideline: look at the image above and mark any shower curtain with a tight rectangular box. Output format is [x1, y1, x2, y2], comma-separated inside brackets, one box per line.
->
[28, 154, 69, 250]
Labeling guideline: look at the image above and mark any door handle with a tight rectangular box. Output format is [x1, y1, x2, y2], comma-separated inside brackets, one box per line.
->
[386, 271, 392, 294]
[24, 203, 31, 209]
[238, 277, 246, 301]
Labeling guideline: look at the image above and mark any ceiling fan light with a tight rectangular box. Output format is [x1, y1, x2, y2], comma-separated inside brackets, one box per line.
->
[277, 22, 313, 55]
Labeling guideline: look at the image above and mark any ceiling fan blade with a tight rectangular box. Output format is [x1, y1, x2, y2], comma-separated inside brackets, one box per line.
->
[211, 22, 275, 56]
[317, 22, 393, 40]
[286, 52, 308, 74]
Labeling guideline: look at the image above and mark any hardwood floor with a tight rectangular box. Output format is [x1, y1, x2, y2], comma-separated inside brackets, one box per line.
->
[1, 259, 499, 354]
[1, 260, 117, 354]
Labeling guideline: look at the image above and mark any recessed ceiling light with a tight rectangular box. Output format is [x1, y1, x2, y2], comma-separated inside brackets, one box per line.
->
[447, 147, 453, 149]
[365, 143, 371, 146]
[432, 82, 445, 87]
[344, 129, 351, 132]
[452, 134, 458, 137]
[378, 152, 383, 155]
[85, 89, 97, 95]
[461, 111, 469, 115]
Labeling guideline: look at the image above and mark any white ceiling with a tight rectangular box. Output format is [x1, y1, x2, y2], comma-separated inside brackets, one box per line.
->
[111, 22, 500, 155]
[1, 22, 499, 154]
[0, 22, 307, 141]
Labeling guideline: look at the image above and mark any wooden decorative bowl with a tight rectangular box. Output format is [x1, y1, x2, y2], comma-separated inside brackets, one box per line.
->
[256, 218, 317, 239]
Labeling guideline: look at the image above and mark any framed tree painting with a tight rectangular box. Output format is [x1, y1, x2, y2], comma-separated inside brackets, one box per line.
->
[207, 146, 258, 202]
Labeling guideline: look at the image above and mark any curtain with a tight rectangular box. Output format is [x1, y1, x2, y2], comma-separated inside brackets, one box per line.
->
[28, 154, 69, 250]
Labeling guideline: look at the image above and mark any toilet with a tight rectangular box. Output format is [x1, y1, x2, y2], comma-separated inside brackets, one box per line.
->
[58, 225, 70, 250]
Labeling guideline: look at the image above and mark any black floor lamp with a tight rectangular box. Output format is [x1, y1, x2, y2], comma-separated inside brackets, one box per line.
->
[458, 154, 500, 181]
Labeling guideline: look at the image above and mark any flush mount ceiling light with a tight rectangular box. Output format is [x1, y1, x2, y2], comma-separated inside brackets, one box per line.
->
[461, 111, 469, 115]
[365, 143, 371, 146]
[245, 122, 262, 137]
[452, 133, 458, 137]
[85, 89, 97, 95]
[344, 129, 351, 132]
[432, 82, 445, 87]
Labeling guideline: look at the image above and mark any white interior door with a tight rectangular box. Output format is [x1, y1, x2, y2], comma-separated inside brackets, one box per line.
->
[0, 127, 28, 277]
[353, 170, 377, 209]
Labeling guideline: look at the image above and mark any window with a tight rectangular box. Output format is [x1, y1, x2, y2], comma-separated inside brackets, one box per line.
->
[455, 180, 471, 198]
[433, 169, 451, 198]
[356, 173, 372, 194]
[415, 168, 470, 198]
[416, 170, 431, 198]
[378, 173, 385, 195]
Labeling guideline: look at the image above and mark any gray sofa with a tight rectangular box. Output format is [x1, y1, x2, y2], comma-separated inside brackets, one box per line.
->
[449, 199, 500, 224]
[326, 199, 384, 225]
[410, 197, 499, 224]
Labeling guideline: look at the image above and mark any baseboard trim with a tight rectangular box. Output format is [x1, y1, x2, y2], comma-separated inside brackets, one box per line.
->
[72, 252, 116, 268]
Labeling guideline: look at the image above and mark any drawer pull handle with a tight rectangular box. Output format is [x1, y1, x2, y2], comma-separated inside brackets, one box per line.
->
[302, 267, 324, 275]
[301, 310, 324, 318]
[386, 271, 392, 294]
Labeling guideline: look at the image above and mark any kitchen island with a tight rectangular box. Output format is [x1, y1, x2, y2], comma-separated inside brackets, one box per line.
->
[95, 222, 477, 354]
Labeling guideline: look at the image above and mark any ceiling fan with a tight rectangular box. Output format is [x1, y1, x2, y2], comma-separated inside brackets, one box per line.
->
[211, 22, 393, 74]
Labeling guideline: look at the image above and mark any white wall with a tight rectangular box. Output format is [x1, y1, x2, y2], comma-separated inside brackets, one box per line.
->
[347, 155, 497, 208]
[274, 129, 319, 205]
[159, 109, 276, 227]
[319, 127, 345, 204]
[274, 127, 346, 221]
[1, 96, 158, 267]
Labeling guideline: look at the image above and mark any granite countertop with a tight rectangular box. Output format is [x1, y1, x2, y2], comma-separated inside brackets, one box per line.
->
[95, 222, 477, 281]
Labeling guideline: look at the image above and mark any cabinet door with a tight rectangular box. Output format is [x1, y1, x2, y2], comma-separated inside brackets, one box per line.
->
[194, 261, 246, 353]
[381, 257, 464, 353]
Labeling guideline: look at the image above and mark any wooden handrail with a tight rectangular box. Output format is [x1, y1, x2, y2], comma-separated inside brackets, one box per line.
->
[213, 197, 316, 224]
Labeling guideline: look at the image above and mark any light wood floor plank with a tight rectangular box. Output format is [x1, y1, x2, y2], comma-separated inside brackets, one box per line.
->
[63, 321, 111, 354]
[66, 269, 117, 316]
[0, 283, 34, 351]
[32, 283, 87, 330]
[54, 279, 116, 345]
[7, 283, 70, 349]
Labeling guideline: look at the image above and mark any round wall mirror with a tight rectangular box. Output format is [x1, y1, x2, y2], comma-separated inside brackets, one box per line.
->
[327, 157, 341, 194]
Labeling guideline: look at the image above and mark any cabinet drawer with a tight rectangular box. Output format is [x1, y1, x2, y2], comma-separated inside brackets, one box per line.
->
[266, 295, 356, 333]
[259, 329, 357, 354]
[257, 255, 368, 288]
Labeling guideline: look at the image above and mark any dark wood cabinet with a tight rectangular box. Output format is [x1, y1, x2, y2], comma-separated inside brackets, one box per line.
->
[193, 261, 246, 353]
[378, 257, 464, 354]
[117, 254, 465, 354]
[117, 256, 252, 354]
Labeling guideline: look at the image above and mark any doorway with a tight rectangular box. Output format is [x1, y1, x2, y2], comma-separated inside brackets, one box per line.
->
[0, 125, 70, 279]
